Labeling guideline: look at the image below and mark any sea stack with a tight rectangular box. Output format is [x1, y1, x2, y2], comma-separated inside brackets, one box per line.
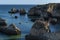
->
[28, 6, 41, 16]
[8, 8, 18, 14]
[7, 24, 21, 35]
[25, 20, 50, 40]
[25, 19, 60, 40]
[18, 8, 26, 15]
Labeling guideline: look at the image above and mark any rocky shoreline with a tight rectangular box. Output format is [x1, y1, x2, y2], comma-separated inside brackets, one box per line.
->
[25, 3, 60, 40]
[28, 3, 60, 22]
[0, 18, 21, 35]
[25, 19, 60, 40]
[0, 3, 60, 40]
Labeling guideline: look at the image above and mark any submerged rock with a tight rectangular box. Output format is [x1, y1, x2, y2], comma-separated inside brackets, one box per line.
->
[18, 8, 26, 15]
[8, 8, 18, 14]
[19, 22, 21, 24]
[14, 16, 18, 19]
[0, 24, 21, 35]
[0, 18, 7, 26]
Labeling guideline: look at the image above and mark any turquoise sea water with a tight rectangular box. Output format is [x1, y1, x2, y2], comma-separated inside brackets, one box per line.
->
[0, 5, 60, 40]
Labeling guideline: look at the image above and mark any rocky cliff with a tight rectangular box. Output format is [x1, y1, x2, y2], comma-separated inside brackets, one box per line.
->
[28, 3, 60, 22]
[26, 3, 60, 40]
[28, 3, 60, 17]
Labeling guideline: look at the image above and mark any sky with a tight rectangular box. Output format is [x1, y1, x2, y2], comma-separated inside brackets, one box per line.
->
[0, 0, 60, 5]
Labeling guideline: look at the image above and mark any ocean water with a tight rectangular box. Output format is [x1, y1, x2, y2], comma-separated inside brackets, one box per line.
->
[0, 5, 60, 40]
[0, 5, 35, 40]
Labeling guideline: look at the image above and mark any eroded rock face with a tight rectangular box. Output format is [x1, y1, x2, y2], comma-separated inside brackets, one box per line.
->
[47, 3, 60, 17]
[25, 20, 60, 40]
[30, 20, 50, 36]
[7, 24, 21, 35]
[25, 20, 51, 40]
[18, 8, 26, 15]
[28, 3, 60, 22]
[0, 23, 21, 35]
[8, 8, 18, 14]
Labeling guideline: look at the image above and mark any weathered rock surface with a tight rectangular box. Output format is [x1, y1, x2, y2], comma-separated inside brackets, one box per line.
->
[26, 32, 60, 40]
[0, 23, 21, 35]
[25, 20, 60, 40]
[28, 3, 60, 22]
[8, 8, 18, 14]
[18, 8, 26, 15]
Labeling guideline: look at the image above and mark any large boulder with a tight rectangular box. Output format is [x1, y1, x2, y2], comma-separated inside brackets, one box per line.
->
[25, 20, 60, 40]
[30, 20, 50, 36]
[8, 8, 18, 14]
[18, 8, 26, 15]
[28, 5, 49, 22]
[28, 3, 60, 22]
[28, 5, 48, 16]
[0, 24, 21, 35]
[25, 20, 50, 40]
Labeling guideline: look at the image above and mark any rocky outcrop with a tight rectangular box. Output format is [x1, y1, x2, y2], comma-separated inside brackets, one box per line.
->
[25, 32, 60, 40]
[18, 8, 26, 15]
[0, 18, 7, 26]
[28, 5, 48, 17]
[28, 3, 60, 22]
[8, 8, 18, 14]
[46, 3, 60, 18]
[25, 20, 50, 40]
[14, 16, 18, 19]
[30, 20, 50, 35]
[0, 24, 21, 35]
[25, 20, 60, 40]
